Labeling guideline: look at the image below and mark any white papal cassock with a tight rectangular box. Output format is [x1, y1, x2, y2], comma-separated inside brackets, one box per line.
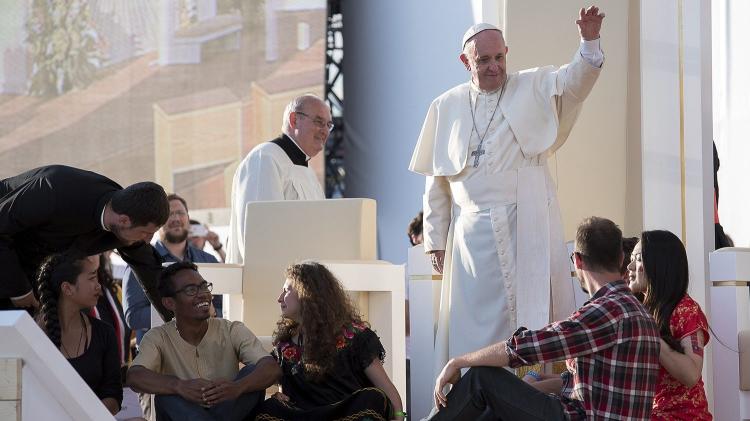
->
[409, 41, 602, 377]
[227, 135, 324, 264]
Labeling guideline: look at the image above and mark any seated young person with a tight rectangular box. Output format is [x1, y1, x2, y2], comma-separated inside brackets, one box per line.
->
[126, 261, 280, 421]
[521, 235, 642, 390]
[254, 261, 405, 421]
[428, 217, 661, 421]
[36, 252, 123, 415]
[627, 230, 712, 420]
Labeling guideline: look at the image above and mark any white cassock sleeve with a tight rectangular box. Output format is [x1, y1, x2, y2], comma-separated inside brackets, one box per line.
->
[580, 38, 603, 68]
[232, 149, 285, 258]
[423, 174, 452, 253]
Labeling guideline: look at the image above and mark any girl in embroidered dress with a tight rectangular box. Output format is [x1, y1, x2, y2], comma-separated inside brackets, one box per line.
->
[628, 230, 712, 420]
[254, 261, 404, 421]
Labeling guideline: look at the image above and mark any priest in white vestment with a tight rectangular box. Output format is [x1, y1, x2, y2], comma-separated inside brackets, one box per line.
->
[226, 94, 329, 264]
[409, 8, 605, 378]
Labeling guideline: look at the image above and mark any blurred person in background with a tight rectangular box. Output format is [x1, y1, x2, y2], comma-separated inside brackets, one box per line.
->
[188, 219, 226, 263]
[91, 252, 131, 380]
[407, 211, 424, 246]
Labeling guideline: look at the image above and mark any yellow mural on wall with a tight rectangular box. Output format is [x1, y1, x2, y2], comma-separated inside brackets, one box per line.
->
[0, 0, 326, 214]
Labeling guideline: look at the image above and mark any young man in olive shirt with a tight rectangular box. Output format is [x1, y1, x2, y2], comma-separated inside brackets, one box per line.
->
[127, 262, 281, 420]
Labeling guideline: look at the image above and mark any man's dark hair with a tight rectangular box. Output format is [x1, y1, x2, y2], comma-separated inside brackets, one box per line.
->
[407, 211, 423, 246]
[167, 193, 189, 213]
[575, 216, 623, 273]
[111, 182, 169, 227]
[158, 261, 198, 298]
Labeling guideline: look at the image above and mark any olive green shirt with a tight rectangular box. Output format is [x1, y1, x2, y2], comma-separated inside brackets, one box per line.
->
[133, 318, 269, 380]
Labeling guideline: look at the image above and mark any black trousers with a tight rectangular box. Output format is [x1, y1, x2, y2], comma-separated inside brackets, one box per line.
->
[428, 367, 567, 421]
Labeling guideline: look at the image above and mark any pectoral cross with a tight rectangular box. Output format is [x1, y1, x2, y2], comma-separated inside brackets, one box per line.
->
[471, 144, 486, 168]
[468, 80, 507, 169]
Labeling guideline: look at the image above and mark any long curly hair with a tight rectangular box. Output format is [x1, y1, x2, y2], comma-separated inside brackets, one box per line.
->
[272, 261, 364, 381]
[639, 230, 688, 353]
[36, 251, 88, 348]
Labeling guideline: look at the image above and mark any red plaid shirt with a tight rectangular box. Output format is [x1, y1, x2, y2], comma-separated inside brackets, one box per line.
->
[506, 281, 661, 420]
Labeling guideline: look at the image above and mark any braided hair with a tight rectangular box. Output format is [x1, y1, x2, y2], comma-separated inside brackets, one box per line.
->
[36, 251, 88, 348]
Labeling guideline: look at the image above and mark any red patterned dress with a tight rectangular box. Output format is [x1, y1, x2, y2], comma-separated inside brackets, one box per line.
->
[651, 295, 712, 420]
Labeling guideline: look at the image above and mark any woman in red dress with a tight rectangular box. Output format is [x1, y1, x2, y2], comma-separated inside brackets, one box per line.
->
[627, 230, 712, 420]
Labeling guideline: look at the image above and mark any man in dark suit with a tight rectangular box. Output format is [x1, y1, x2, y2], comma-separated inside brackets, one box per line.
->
[0, 165, 172, 319]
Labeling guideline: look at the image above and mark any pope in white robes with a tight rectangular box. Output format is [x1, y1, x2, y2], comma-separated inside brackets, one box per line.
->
[227, 94, 330, 264]
[409, 12, 604, 378]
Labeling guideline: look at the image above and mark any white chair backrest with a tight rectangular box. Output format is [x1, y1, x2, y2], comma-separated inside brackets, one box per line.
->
[242, 198, 377, 336]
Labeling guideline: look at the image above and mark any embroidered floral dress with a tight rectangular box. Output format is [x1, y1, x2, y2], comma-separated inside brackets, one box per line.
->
[255, 322, 393, 421]
[651, 295, 712, 420]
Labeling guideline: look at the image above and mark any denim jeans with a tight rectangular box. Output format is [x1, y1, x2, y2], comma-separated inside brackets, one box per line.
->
[154, 364, 262, 421]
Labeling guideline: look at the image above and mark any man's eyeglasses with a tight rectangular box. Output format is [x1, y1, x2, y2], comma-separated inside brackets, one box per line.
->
[570, 251, 582, 264]
[296, 111, 334, 133]
[173, 281, 213, 296]
[169, 210, 187, 218]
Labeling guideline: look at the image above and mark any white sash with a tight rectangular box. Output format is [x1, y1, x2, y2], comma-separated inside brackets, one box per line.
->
[449, 165, 552, 329]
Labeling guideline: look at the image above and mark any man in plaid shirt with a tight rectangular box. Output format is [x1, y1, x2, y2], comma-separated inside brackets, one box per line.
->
[428, 216, 660, 420]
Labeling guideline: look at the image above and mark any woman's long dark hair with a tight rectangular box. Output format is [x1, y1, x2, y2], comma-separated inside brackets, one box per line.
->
[36, 251, 87, 348]
[640, 230, 688, 353]
[273, 261, 364, 381]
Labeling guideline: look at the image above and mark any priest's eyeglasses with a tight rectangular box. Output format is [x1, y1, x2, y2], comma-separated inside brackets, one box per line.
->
[296, 112, 335, 132]
[174, 281, 213, 296]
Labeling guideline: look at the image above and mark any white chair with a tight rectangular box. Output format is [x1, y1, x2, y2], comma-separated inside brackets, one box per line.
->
[709, 247, 750, 421]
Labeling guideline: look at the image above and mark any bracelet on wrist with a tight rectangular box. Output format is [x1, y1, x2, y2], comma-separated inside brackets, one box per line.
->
[393, 410, 407, 419]
[525, 370, 542, 381]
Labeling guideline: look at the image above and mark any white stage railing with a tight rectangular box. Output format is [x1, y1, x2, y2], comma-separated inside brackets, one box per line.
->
[0, 310, 115, 420]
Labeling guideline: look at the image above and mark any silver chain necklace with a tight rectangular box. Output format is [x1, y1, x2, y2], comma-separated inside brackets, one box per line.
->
[61, 312, 86, 358]
[469, 76, 508, 168]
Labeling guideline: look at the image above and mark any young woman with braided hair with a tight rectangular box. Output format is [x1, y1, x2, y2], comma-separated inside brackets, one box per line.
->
[254, 261, 405, 421]
[36, 251, 123, 415]
[627, 230, 712, 420]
